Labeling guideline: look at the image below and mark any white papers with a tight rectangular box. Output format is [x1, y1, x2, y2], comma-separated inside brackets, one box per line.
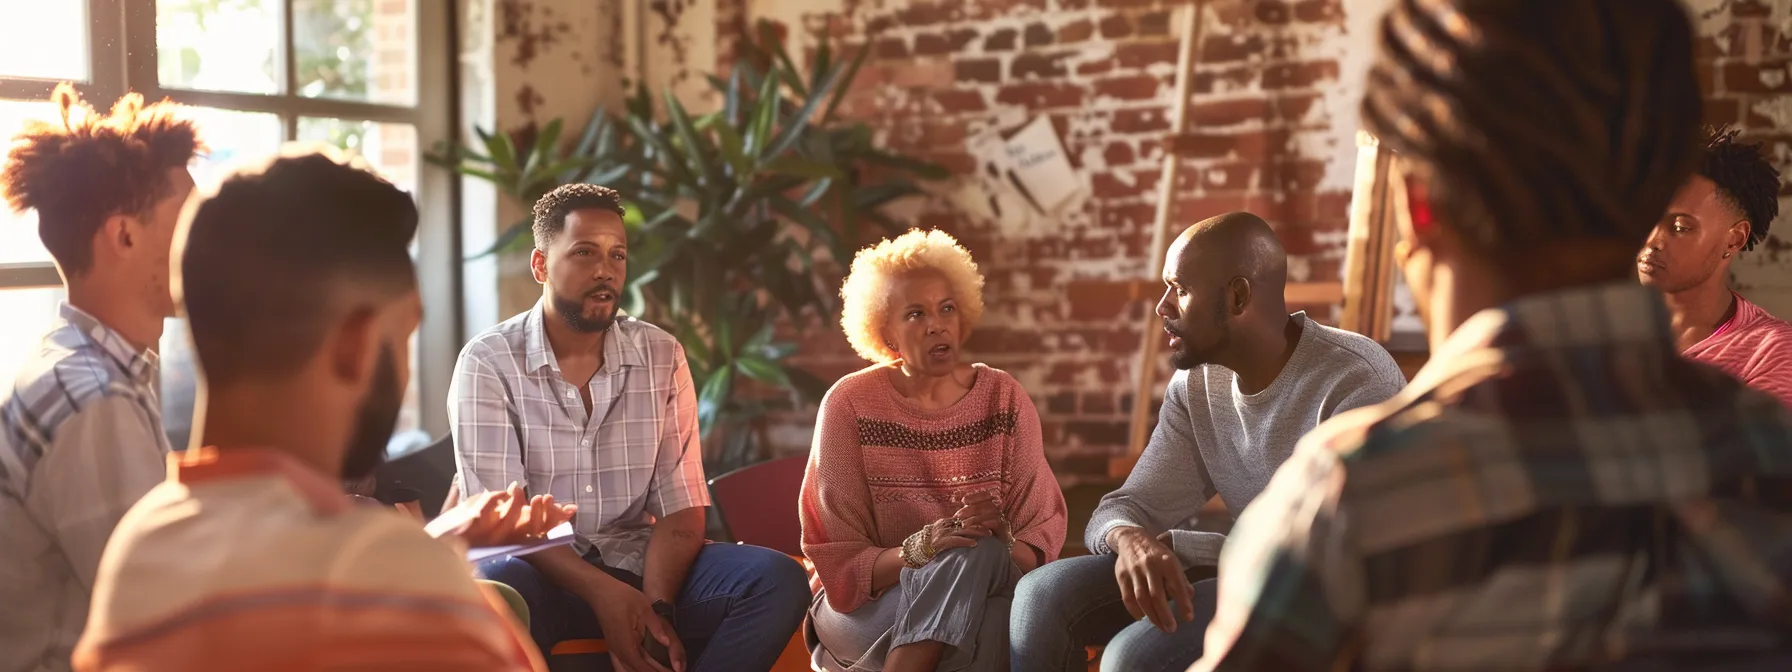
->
[464, 522, 576, 564]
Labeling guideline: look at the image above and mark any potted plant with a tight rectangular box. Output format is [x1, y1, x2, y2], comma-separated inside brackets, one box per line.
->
[430, 21, 946, 476]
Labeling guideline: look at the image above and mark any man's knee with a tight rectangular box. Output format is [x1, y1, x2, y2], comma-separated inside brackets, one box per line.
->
[726, 545, 811, 612]
[475, 556, 544, 595]
[1101, 615, 1208, 672]
[1014, 555, 1118, 634]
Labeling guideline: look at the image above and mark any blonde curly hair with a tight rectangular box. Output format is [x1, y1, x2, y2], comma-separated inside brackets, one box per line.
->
[839, 229, 987, 363]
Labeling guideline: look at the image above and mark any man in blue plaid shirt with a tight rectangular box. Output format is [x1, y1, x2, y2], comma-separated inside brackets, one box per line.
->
[1191, 1, 1792, 670]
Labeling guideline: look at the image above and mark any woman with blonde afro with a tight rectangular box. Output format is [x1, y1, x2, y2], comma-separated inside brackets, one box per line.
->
[799, 229, 1066, 672]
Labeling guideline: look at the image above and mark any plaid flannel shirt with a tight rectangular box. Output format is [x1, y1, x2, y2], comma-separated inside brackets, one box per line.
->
[449, 303, 707, 576]
[1193, 283, 1792, 672]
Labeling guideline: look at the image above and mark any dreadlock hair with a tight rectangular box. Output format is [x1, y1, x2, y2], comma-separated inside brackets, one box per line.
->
[1698, 125, 1781, 251]
[1361, 0, 1703, 263]
[532, 183, 626, 250]
[1, 83, 203, 276]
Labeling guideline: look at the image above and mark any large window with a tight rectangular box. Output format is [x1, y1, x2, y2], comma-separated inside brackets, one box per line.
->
[0, 0, 457, 452]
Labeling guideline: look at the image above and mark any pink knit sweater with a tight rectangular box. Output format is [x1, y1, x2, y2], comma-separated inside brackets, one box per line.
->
[1685, 293, 1792, 408]
[800, 363, 1068, 613]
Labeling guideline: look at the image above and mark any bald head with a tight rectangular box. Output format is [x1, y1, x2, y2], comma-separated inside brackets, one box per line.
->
[1166, 211, 1289, 310]
[1156, 211, 1292, 371]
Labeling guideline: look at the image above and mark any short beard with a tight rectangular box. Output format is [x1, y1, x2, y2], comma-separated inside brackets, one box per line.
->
[340, 344, 402, 481]
[1168, 298, 1231, 371]
[552, 291, 618, 334]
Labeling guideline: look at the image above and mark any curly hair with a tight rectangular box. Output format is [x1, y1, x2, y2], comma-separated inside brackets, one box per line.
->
[839, 229, 986, 363]
[2, 83, 203, 275]
[532, 183, 626, 250]
[1361, 0, 1702, 259]
[1698, 125, 1781, 251]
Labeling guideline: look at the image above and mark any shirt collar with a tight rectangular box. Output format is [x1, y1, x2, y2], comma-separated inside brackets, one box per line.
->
[524, 300, 649, 374]
[1408, 282, 1673, 394]
[60, 302, 159, 385]
[170, 445, 350, 516]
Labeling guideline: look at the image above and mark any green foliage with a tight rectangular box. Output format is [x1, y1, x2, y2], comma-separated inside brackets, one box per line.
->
[428, 21, 946, 473]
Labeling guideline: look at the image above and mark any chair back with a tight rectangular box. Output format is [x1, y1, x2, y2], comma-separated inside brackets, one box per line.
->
[708, 456, 807, 557]
[374, 434, 456, 518]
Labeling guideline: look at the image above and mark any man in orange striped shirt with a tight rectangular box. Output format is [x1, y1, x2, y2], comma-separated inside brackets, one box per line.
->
[75, 149, 557, 671]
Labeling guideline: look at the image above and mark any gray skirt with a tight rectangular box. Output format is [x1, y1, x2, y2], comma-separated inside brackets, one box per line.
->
[808, 537, 1018, 672]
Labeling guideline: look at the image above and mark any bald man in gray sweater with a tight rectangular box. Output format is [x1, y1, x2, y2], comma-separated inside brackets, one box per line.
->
[1011, 212, 1407, 672]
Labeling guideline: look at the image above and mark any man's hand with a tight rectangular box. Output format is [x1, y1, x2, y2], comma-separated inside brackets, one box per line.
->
[582, 582, 686, 672]
[1108, 525, 1195, 633]
[449, 482, 577, 547]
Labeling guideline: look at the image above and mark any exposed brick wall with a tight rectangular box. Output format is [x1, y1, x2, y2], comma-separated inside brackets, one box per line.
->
[1692, 0, 1792, 318]
[724, 0, 1362, 485]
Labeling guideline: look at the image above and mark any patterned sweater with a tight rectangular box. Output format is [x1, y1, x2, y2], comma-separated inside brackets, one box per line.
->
[1684, 292, 1792, 408]
[800, 363, 1068, 613]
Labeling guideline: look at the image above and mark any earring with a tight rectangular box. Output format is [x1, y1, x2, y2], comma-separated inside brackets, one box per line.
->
[1725, 252, 1732, 258]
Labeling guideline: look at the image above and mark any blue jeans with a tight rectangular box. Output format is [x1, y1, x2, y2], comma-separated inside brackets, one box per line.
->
[476, 543, 810, 672]
[1011, 554, 1218, 672]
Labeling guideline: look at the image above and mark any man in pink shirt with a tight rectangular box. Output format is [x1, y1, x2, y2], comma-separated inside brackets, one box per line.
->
[1639, 126, 1792, 407]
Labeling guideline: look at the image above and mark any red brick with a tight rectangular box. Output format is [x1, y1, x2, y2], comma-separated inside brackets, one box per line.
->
[1099, 14, 1134, 39]
[1111, 108, 1170, 133]
[1192, 66, 1259, 94]
[1092, 74, 1165, 101]
[1091, 171, 1153, 200]
[1292, 0, 1341, 23]
[895, 1, 956, 27]
[1263, 60, 1341, 90]
[1082, 392, 1118, 415]
[1077, 57, 1116, 76]
[1103, 141, 1137, 167]
[1168, 130, 1292, 159]
[955, 57, 1003, 83]
[1201, 163, 1254, 192]
[1261, 159, 1328, 192]
[1025, 22, 1054, 47]
[1013, 51, 1075, 79]
[1065, 421, 1128, 446]
[1203, 34, 1265, 64]
[1189, 97, 1273, 127]
[915, 28, 980, 56]
[995, 82, 1086, 109]
[1057, 18, 1095, 44]
[1736, 0, 1774, 17]
[983, 27, 1018, 52]
[1046, 392, 1078, 414]
[873, 37, 908, 59]
[932, 89, 988, 114]
[1708, 96, 1744, 127]
[1256, 0, 1292, 24]
[1722, 60, 1792, 93]
[1116, 40, 1179, 70]
[1276, 93, 1324, 124]
[1137, 10, 1171, 37]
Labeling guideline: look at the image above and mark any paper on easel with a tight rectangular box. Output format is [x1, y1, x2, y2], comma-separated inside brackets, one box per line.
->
[1002, 116, 1082, 215]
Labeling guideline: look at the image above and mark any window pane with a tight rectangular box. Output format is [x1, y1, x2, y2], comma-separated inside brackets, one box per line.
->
[0, 0, 88, 81]
[184, 107, 284, 187]
[0, 287, 64, 390]
[0, 100, 59, 264]
[157, 0, 279, 94]
[296, 118, 417, 194]
[294, 0, 415, 105]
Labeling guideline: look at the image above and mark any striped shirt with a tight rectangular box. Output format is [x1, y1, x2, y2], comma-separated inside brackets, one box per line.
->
[1684, 293, 1792, 409]
[0, 304, 169, 672]
[450, 302, 707, 575]
[74, 446, 544, 671]
[1192, 283, 1792, 672]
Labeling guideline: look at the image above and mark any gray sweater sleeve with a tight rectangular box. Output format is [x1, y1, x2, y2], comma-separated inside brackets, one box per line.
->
[1084, 372, 1219, 558]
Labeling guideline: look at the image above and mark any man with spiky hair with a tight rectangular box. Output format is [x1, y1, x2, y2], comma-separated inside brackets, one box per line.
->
[1639, 126, 1792, 407]
[0, 84, 200, 672]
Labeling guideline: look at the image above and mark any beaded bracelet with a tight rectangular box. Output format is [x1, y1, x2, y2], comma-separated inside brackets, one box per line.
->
[901, 522, 936, 568]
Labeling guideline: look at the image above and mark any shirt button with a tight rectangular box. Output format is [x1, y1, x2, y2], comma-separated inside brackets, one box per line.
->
[581, 439, 591, 447]
[585, 485, 594, 493]
[566, 390, 577, 398]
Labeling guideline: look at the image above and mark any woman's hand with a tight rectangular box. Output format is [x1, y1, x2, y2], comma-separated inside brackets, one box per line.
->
[952, 489, 1009, 541]
[927, 513, 990, 553]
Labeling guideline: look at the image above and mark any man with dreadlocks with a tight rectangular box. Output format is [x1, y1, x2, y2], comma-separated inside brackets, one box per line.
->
[1639, 126, 1792, 408]
[1188, 1, 1792, 671]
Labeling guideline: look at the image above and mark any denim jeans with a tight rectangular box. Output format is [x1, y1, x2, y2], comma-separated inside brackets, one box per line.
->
[476, 542, 810, 672]
[1011, 554, 1219, 672]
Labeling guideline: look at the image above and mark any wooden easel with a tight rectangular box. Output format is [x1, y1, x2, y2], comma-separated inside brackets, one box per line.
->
[1108, 25, 1401, 479]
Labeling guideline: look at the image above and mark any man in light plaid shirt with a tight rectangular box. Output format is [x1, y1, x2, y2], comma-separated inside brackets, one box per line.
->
[1191, 1, 1792, 670]
[0, 86, 199, 672]
[453, 184, 808, 672]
